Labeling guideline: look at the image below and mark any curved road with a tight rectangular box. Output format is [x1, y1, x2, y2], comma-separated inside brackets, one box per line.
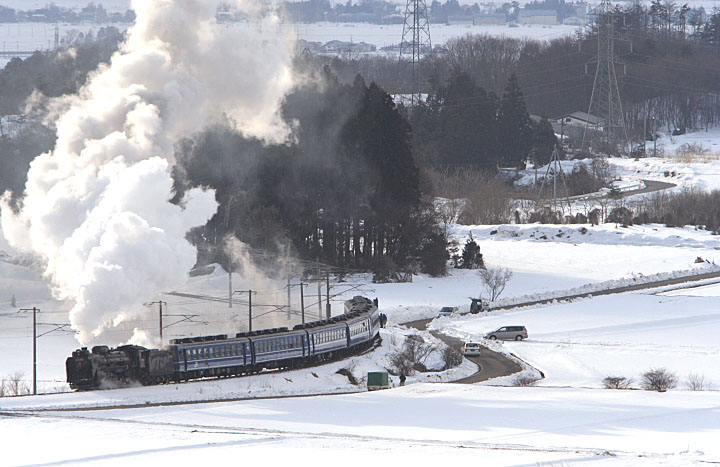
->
[404, 318, 522, 383]
[404, 267, 720, 384]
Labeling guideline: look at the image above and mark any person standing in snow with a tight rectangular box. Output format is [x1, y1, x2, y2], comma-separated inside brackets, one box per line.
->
[399, 372, 406, 386]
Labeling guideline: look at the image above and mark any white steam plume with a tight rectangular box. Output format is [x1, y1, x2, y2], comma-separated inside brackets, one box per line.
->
[0, 0, 296, 345]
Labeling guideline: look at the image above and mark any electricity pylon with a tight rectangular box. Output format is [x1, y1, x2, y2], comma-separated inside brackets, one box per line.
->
[399, 0, 431, 107]
[582, 0, 628, 153]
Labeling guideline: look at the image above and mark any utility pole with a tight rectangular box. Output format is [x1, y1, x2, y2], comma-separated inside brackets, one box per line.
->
[582, 0, 628, 152]
[326, 272, 332, 319]
[317, 260, 322, 319]
[147, 301, 166, 343]
[286, 244, 292, 320]
[400, 0, 431, 107]
[228, 248, 233, 309]
[300, 282, 305, 324]
[288, 282, 308, 324]
[234, 290, 257, 332]
[537, 145, 571, 215]
[224, 196, 234, 309]
[20, 307, 38, 395]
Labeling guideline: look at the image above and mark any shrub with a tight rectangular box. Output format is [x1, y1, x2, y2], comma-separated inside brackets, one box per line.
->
[602, 376, 634, 389]
[387, 335, 435, 376]
[641, 368, 678, 392]
[1, 372, 29, 397]
[442, 345, 463, 370]
[685, 372, 711, 391]
[511, 375, 538, 387]
[336, 368, 358, 385]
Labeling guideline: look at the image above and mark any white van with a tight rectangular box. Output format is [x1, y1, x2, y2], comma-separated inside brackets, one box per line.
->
[462, 342, 483, 356]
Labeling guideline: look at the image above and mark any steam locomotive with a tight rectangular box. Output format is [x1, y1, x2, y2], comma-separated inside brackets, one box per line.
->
[66, 296, 380, 390]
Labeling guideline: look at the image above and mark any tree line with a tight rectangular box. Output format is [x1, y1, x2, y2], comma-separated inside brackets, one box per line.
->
[172, 68, 448, 277]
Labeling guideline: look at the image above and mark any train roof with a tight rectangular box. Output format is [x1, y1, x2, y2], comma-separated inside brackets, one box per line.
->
[168, 296, 376, 345]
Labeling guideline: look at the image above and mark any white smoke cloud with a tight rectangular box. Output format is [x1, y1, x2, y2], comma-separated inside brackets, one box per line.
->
[0, 0, 296, 345]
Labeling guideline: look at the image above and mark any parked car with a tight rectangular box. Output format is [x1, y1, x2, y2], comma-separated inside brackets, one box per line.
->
[462, 342, 483, 356]
[437, 306, 458, 317]
[484, 326, 528, 341]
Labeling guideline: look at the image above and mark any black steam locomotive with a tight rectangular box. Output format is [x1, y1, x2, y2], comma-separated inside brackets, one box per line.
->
[66, 296, 380, 390]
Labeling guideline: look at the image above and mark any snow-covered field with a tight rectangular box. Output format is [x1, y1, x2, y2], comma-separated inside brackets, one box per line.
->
[5, 127, 720, 464]
[3, 218, 720, 464]
[288, 21, 579, 48]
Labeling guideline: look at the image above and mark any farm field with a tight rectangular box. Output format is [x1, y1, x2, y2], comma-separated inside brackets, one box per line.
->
[3, 215, 720, 465]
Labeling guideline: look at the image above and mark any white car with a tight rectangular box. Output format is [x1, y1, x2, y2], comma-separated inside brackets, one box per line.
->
[462, 342, 483, 356]
[437, 306, 458, 318]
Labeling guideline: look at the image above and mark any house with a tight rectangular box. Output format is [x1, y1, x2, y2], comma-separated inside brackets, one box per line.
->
[563, 16, 586, 25]
[474, 13, 506, 25]
[519, 9, 558, 25]
[447, 15, 475, 25]
[557, 111, 605, 131]
[321, 40, 376, 54]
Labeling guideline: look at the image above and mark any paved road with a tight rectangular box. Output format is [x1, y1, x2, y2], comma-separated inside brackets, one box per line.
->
[404, 268, 720, 384]
[532, 179, 677, 206]
[404, 318, 522, 383]
[622, 179, 676, 197]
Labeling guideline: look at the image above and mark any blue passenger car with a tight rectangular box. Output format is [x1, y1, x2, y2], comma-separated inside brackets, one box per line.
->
[250, 330, 309, 368]
[308, 322, 348, 357]
[172, 338, 250, 375]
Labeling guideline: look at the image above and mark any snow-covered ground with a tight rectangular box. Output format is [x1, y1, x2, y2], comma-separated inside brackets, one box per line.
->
[0, 1, 131, 12]
[288, 21, 579, 48]
[3, 220, 720, 464]
[6, 128, 720, 464]
[2, 384, 718, 466]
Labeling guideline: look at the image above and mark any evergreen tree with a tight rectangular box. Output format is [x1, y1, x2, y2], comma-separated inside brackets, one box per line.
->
[530, 117, 557, 166]
[435, 72, 498, 167]
[461, 232, 484, 269]
[496, 74, 533, 167]
[420, 229, 449, 277]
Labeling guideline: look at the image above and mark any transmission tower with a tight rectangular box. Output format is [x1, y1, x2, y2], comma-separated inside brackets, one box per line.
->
[582, 0, 628, 152]
[399, 0, 431, 107]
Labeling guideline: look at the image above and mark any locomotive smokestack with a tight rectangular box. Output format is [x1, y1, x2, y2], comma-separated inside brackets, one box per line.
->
[0, 0, 296, 345]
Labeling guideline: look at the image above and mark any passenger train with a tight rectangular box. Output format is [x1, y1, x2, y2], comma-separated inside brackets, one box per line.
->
[66, 296, 380, 390]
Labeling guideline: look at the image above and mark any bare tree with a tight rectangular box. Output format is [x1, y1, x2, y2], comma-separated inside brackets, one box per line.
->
[479, 267, 513, 301]
[603, 376, 634, 389]
[641, 368, 678, 392]
[685, 372, 712, 391]
[1, 372, 29, 396]
[388, 335, 435, 376]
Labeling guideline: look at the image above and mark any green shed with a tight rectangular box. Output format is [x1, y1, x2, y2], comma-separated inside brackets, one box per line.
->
[367, 371, 391, 391]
